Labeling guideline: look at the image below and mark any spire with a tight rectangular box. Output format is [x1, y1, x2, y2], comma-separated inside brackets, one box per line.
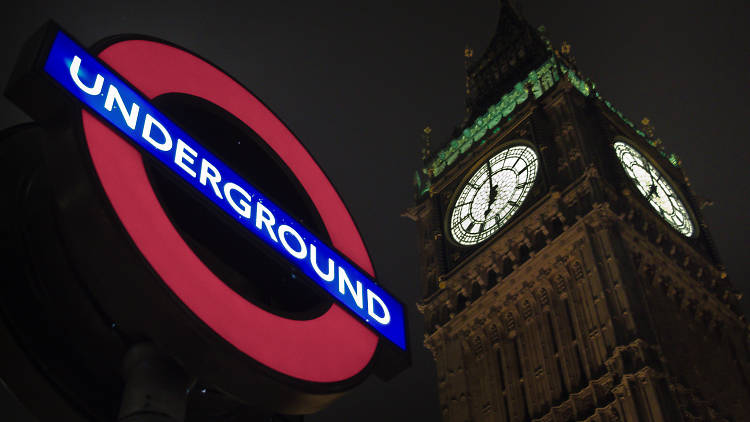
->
[464, 45, 474, 97]
[558, 41, 576, 66]
[463, 0, 549, 122]
[501, 0, 523, 15]
[461, 45, 474, 128]
[420, 125, 432, 163]
[640, 117, 666, 153]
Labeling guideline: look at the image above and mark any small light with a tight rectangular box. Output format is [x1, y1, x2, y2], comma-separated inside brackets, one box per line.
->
[200, 388, 207, 395]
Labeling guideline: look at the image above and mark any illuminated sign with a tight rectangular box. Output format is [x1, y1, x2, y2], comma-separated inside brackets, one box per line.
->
[42, 31, 406, 351]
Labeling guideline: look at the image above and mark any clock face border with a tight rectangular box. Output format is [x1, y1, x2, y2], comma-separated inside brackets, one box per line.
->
[445, 140, 540, 247]
[612, 136, 698, 238]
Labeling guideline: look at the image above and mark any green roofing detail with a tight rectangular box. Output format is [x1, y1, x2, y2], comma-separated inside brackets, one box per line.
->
[419, 54, 681, 196]
[423, 56, 560, 179]
[559, 63, 590, 97]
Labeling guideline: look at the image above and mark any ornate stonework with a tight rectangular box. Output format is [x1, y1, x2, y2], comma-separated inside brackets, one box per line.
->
[409, 3, 750, 421]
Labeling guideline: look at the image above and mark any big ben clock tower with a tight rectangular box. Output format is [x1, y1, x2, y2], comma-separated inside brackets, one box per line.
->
[406, 1, 750, 421]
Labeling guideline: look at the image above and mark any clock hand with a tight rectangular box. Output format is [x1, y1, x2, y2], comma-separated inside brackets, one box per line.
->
[639, 157, 660, 196]
[484, 162, 499, 217]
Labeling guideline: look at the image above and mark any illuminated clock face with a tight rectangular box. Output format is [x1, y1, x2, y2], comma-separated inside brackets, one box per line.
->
[614, 141, 695, 237]
[449, 145, 539, 246]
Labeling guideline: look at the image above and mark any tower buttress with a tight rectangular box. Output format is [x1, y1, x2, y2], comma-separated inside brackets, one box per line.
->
[409, 5, 750, 422]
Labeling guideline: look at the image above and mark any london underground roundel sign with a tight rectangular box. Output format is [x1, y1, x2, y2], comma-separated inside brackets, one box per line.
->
[6, 22, 407, 390]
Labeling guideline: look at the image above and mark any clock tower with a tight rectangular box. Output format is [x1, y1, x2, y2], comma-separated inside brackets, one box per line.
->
[406, 2, 750, 421]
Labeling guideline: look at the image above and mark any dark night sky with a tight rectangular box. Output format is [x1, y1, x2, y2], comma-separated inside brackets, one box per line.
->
[1, 1, 748, 421]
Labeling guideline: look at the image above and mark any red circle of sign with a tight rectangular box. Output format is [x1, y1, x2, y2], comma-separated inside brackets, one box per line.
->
[81, 40, 378, 383]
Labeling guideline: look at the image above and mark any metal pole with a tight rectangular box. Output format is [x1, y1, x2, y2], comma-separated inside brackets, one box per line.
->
[117, 343, 189, 422]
